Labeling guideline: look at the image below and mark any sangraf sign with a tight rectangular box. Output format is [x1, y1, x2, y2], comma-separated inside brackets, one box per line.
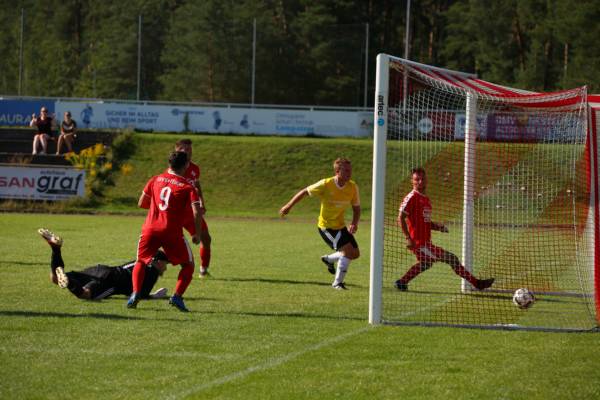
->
[0, 165, 85, 200]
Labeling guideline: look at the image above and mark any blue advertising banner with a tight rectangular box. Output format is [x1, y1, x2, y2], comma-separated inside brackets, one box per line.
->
[0, 100, 55, 126]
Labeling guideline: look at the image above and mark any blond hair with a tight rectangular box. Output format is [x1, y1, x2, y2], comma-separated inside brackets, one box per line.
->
[333, 158, 351, 172]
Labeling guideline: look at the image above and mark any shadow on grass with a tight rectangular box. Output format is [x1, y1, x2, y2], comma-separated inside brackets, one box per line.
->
[101, 296, 221, 302]
[1, 260, 44, 267]
[0, 307, 366, 323]
[0, 310, 145, 320]
[0, 309, 203, 323]
[214, 276, 367, 289]
[203, 309, 365, 322]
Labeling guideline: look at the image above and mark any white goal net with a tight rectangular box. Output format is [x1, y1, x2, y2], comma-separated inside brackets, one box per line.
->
[369, 54, 599, 331]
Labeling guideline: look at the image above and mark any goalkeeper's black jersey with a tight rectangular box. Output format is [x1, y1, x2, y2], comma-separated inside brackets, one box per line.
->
[77, 261, 160, 298]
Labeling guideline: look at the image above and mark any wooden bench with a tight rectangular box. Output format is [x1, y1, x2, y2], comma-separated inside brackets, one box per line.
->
[0, 127, 117, 166]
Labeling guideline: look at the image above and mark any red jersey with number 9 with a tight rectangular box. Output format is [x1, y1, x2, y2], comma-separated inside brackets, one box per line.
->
[141, 171, 200, 235]
[399, 189, 432, 246]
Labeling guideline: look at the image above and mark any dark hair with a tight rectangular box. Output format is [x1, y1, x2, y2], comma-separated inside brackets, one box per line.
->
[169, 151, 188, 170]
[411, 167, 426, 175]
[176, 138, 192, 147]
[153, 250, 169, 263]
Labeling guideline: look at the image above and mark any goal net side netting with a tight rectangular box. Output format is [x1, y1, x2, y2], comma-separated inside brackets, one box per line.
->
[370, 54, 600, 331]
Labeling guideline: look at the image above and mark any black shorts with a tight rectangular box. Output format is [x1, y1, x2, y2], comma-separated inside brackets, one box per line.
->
[318, 227, 358, 251]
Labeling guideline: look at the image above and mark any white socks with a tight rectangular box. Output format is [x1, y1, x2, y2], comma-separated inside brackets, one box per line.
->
[325, 251, 343, 264]
[333, 256, 350, 286]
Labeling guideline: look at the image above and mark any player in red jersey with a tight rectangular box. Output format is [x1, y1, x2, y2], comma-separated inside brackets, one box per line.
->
[175, 139, 212, 277]
[127, 151, 203, 312]
[395, 167, 494, 291]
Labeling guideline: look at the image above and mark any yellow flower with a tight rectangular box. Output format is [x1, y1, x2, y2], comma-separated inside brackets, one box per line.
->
[120, 163, 133, 175]
[90, 170, 97, 177]
[104, 162, 113, 170]
[93, 143, 104, 156]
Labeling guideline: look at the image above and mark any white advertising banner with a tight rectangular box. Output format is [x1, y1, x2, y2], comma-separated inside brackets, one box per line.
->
[0, 165, 86, 200]
[55, 101, 369, 137]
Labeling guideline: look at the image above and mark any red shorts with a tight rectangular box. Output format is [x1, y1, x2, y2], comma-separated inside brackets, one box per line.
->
[137, 230, 194, 266]
[411, 243, 445, 263]
[183, 215, 208, 236]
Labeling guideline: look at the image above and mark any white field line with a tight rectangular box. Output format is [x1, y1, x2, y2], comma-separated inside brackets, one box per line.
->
[169, 295, 456, 400]
[168, 326, 372, 400]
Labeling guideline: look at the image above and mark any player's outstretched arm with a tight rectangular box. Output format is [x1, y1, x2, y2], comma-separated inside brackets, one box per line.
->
[279, 188, 308, 217]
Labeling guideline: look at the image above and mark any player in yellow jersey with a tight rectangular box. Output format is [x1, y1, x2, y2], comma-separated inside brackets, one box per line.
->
[279, 158, 360, 290]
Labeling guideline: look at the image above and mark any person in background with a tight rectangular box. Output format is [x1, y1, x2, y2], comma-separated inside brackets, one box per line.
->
[30, 106, 55, 155]
[173, 139, 212, 278]
[56, 111, 77, 155]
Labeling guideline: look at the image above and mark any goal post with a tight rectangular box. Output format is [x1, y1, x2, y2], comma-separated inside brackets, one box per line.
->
[590, 95, 600, 323]
[461, 92, 477, 292]
[369, 54, 389, 324]
[370, 54, 599, 331]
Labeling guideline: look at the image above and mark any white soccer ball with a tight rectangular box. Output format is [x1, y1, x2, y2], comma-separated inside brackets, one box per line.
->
[512, 288, 535, 309]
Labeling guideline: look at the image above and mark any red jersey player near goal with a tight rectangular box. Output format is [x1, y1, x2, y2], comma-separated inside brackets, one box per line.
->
[127, 151, 203, 312]
[174, 139, 212, 277]
[395, 167, 494, 292]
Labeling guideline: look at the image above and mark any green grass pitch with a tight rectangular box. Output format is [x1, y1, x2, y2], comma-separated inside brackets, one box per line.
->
[1, 213, 599, 399]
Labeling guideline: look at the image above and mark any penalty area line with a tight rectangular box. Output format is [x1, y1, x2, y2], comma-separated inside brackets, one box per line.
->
[168, 326, 371, 400]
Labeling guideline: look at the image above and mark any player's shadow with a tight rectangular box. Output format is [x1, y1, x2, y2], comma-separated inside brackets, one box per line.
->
[0, 310, 145, 320]
[102, 296, 221, 303]
[0, 309, 203, 323]
[0, 260, 43, 267]
[203, 309, 365, 322]
[215, 277, 367, 289]
[215, 277, 330, 287]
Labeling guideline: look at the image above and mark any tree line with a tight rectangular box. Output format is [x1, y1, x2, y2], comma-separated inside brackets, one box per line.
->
[1, 0, 599, 107]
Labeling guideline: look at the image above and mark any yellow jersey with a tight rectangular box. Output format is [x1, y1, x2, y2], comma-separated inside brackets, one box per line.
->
[307, 177, 360, 229]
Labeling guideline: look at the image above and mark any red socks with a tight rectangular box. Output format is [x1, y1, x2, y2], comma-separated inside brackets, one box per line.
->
[452, 265, 478, 286]
[200, 246, 211, 268]
[132, 261, 146, 293]
[399, 263, 426, 284]
[175, 264, 194, 296]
